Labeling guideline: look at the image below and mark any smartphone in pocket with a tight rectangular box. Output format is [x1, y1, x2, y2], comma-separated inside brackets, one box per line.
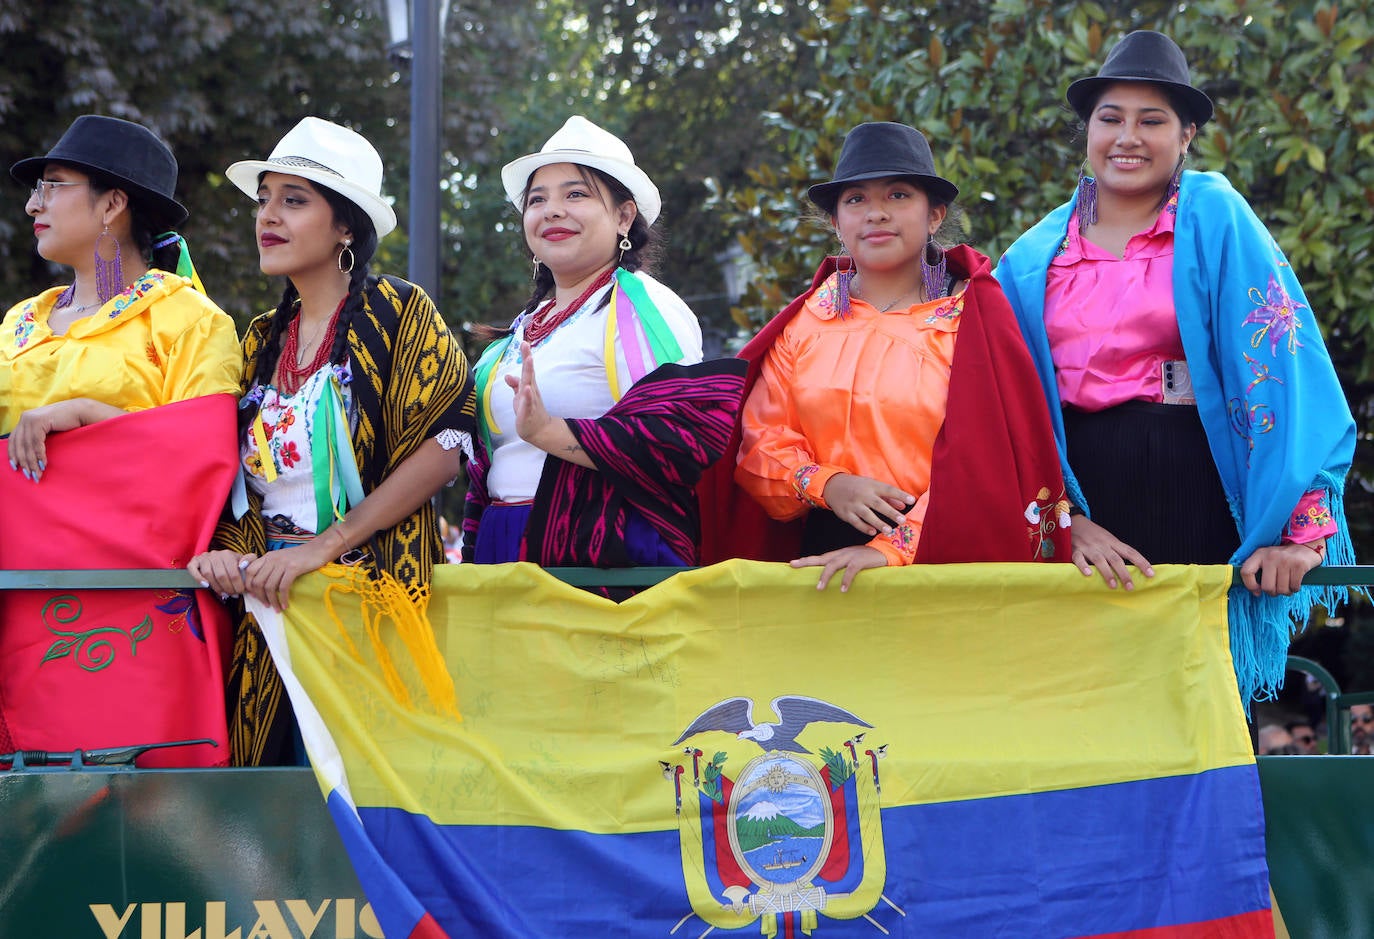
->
[1162, 359, 1196, 405]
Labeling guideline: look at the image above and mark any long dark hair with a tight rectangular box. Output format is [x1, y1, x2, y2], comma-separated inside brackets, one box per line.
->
[241, 176, 379, 430]
[518, 164, 661, 319]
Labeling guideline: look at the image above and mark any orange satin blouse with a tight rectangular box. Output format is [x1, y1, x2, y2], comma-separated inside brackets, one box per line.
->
[736, 272, 963, 564]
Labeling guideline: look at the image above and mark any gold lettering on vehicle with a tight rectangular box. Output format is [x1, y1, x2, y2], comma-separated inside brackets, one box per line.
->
[88, 899, 383, 939]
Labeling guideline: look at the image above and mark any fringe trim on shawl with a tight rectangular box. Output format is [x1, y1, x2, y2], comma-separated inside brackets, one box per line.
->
[1227, 470, 1363, 710]
[320, 563, 460, 720]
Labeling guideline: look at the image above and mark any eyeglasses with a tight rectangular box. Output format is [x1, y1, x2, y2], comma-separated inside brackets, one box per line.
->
[30, 179, 85, 208]
[1353, 714, 1374, 725]
[1293, 733, 1316, 743]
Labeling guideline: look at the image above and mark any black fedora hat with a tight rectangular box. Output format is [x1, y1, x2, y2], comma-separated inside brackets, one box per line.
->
[11, 115, 188, 228]
[807, 122, 958, 215]
[1066, 30, 1213, 127]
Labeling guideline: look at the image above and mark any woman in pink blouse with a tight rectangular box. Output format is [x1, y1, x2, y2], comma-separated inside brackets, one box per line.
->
[997, 31, 1356, 706]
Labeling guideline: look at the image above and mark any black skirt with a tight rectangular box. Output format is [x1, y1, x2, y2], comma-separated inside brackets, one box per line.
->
[1063, 401, 1238, 564]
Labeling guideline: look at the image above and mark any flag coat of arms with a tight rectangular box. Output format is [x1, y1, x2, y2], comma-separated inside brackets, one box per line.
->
[255, 561, 1273, 938]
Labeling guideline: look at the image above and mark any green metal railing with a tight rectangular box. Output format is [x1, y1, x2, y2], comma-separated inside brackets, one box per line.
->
[4, 564, 1374, 591]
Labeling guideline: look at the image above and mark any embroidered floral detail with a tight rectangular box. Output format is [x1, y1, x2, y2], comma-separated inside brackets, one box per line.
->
[791, 463, 824, 506]
[275, 409, 296, 433]
[1024, 486, 1072, 559]
[1290, 505, 1333, 533]
[145, 342, 161, 366]
[12, 300, 39, 349]
[241, 384, 267, 410]
[244, 449, 266, 477]
[925, 294, 965, 324]
[1228, 354, 1284, 456]
[1055, 235, 1071, 257]
[278, 440, 301, 468]
[106, 271, 168, 319]
[39, 595, 153, 672]
[155, 589, 204, 641]
[814, 275, 841, 315]
[886, 521, 918, 555]
[1244, 274, 1305, 356]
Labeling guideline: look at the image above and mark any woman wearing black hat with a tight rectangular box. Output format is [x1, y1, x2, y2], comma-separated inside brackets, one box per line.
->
[996, 31, 1356, 705]
[719, 122, 1070, 590]
[1, 115, 240, 478]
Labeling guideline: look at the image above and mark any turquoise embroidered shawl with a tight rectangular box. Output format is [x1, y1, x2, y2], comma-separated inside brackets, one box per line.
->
[995, 170, 1358, 706]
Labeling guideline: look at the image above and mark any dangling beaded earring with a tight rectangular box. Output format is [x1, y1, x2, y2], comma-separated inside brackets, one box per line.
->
[921, 237, 948, 302]
[531, 256, 542, 281]
[835, 246, 855, 318]
[1075, 162, 1098, 234]
[1160, 155, 1185, 211]
[94, 225, 123, 304]
[337, 238, 355, 274]
[616, 233, 632, 267]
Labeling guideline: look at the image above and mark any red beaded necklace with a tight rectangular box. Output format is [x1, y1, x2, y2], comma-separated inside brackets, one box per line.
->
[278, 297, 346, 396]
[523, 268, 615, 346]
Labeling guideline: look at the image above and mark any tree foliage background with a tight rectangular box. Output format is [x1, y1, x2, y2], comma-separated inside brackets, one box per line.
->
[2, 0, 1372, 682]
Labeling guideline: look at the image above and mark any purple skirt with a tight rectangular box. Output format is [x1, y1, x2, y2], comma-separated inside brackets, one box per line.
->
[473, 503, 686, 566]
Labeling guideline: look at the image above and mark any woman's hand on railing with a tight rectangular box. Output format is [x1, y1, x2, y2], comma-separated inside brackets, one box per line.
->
[1239, 543, 1323, 597]
[188, 550, 255, 598]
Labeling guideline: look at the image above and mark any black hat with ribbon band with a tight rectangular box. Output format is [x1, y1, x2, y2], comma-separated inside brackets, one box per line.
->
[11, 115, 188, 229]
[807, 122, 959, 216]
[1066, 30, 1214, 127]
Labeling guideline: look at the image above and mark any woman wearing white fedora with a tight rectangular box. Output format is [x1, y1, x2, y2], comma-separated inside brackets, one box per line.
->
[189, 116, 476, 765]
[463, 115, 745, 579]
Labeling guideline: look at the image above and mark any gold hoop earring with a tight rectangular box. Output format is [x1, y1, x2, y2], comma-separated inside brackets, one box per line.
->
[337, 241, 355, 274]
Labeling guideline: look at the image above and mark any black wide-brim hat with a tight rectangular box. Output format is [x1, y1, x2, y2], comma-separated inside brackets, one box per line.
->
[807, 122, 959, 215]
[11, 115, 188, 228]
[1066, 30, 1214, 127]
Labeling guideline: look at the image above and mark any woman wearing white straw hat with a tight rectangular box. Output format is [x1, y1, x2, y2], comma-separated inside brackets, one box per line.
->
[188, 116, 476, 765]
[463, 116, 745, 580]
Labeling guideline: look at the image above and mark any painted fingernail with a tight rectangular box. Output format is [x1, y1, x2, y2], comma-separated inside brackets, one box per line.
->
[21, 468, 31, 480]
[238, 559, 251, 570]
[37, 460, 45, 471]
[219, 592, 230, 601]
[199, 580, 209, 588]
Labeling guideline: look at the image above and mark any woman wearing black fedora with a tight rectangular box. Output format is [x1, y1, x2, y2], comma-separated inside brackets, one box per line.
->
[1, 114, 240, 476]
[187, 117, 475, 765]
[715, 121, 1070, 590]
[996, 30, 1356, 705]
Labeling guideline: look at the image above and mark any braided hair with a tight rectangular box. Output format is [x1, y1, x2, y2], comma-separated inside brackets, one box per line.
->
[241, 176, 379, 432]
[518, 164, 661, 320]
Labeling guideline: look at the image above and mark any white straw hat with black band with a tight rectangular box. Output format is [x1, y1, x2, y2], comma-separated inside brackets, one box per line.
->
[226, 116, 397, 238]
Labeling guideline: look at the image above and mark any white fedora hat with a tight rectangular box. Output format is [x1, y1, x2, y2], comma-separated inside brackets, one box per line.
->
[501, 115, 661, 225]
[226, 116, 397, 238]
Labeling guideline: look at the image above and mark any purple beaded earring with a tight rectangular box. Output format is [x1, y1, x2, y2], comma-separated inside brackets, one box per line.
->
[921, 237, 948, 301]
[94, 225, 123, 304]
[1075, 163, 1098, 234]
[835, 248, 855, 318]
[1160, 155, 1184, 210]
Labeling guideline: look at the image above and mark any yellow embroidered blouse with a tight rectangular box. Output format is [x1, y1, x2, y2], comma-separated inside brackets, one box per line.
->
[0, 271, 241, 434]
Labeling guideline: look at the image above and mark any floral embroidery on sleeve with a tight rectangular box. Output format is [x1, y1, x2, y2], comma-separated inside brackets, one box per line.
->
[792, 463, 825, 507]
[1284, 490, 1337, 543]
[883, 520, 920, 564]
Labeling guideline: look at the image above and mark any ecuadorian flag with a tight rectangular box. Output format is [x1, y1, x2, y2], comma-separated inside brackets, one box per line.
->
[253, 561, 1272, 938]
